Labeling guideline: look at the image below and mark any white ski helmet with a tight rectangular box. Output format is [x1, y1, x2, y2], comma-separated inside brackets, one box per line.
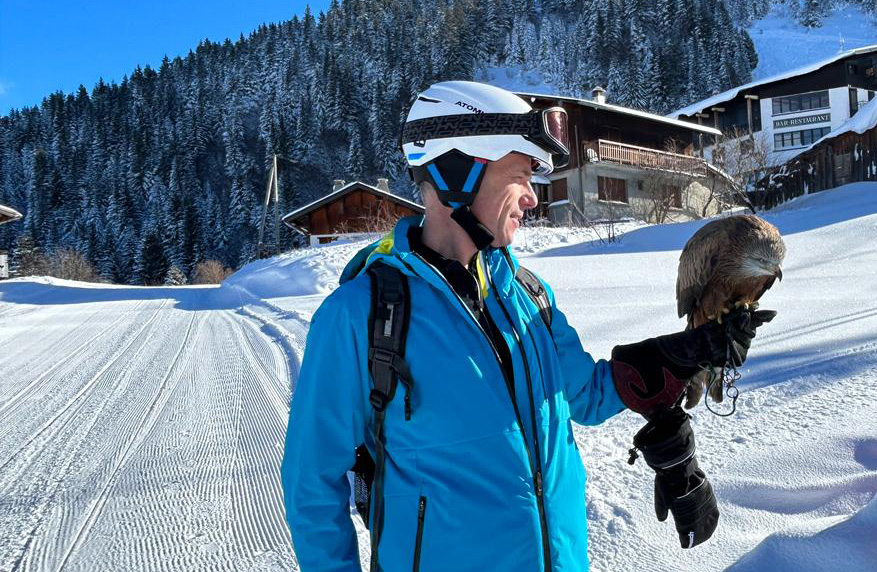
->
[401, 81, 569, 207]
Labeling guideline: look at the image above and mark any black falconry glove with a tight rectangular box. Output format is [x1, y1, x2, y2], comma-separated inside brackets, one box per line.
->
[609, 308, 776, 419]
[633, 407, 719, 549]
[608, 308, 774, 549]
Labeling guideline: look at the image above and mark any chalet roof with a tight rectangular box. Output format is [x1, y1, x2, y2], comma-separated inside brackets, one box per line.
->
[282, 181, 424, 229]
[516, 91, 722, 136]
[669, 44, 877, 119]
[0, 204, 22, 225]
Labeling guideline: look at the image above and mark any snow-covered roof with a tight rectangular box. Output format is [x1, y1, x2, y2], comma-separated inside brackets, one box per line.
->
[516, 92, 722, 136]
[669, 44, 877, 119]
[0, 204, 22, 225]
[788, 95, 877, 161]
[282, 181, 424, 229]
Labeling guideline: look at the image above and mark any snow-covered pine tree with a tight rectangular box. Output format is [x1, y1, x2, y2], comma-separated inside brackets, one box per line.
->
[0, 0, 766, 283]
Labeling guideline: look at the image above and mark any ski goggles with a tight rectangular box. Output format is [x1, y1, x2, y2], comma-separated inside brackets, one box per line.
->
[402, 107, 570, 170]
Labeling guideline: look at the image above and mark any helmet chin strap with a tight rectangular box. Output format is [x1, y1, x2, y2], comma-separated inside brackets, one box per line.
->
[409, 150, 495, 250]
[450, 205, 495, 251]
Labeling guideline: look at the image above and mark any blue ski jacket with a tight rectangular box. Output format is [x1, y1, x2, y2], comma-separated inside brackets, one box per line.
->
[282, 216, 626, 571]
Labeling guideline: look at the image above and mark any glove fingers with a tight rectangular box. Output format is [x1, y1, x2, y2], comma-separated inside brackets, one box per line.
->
[728, 341, 745, 367]
[672, 474, 720, 549]
[751, 309, 777, 325]
[684, 379, 703, 410]
[708, 377, 724, 403]
[654, 477, 669, 522]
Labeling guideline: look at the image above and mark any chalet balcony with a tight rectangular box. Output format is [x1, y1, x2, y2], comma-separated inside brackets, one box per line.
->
[592, 139, 708, 176]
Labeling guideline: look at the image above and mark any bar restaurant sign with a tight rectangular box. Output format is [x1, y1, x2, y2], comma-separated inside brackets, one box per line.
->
[774, 113, 831, 129]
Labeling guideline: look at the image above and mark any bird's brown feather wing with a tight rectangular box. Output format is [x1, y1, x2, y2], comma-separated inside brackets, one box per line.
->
[676, 220, 731, 321]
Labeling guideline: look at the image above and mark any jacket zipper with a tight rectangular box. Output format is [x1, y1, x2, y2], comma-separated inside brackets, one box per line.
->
[413, 496, 427, 572]
[410, 252, 551, 572]
[408, 253, 528, 427]
[492, 280, 553, 572]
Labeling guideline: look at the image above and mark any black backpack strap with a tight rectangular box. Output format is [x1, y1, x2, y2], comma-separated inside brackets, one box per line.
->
[365, 261, 413, 572]
[351, 444, 375, 519]
[515, 265, 553, 332]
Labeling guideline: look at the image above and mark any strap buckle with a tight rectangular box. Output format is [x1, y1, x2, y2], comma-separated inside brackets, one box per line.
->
[370, 388, 390, 412]
[369, 347, 397, 367]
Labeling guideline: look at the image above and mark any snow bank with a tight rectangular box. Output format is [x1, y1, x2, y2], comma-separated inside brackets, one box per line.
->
[532, 182, 877, 260]
[727, 466, 877, 572]
[222, 237, 377, 300]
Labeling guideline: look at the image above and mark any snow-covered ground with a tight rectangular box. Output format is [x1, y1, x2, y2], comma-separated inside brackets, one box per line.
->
[2, 182, 876, 571]
[748, 4, 877, 81]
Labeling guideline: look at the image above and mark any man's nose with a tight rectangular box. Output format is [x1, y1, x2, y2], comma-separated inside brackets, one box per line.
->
[521, 182, 538, 209]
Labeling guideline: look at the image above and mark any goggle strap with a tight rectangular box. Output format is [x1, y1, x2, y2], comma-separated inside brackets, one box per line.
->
[402, 113, 541, 144]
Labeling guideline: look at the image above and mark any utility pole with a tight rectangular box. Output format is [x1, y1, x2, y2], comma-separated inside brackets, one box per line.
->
[257, 154, 287, 258]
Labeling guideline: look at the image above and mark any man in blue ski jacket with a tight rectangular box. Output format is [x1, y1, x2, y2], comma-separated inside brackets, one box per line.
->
[281, 81, 772, 571]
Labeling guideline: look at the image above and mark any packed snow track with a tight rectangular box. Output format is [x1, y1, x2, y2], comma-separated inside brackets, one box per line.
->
[0, 285, 300, 571]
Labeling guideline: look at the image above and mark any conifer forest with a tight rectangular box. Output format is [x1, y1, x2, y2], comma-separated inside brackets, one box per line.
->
[0, 0, 869, 284]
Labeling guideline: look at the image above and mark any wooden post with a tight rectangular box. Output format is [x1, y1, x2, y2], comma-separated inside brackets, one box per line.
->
[273, 154, 280, 255]
[695, 113, 710, 157]
[744, 95, 759, 135]
[257, 159, 276, 253]
[575, 124, 584, 210]
[710, 107, 725, 150]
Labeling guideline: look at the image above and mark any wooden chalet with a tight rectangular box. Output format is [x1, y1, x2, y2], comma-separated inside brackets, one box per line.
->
[282, 179, 424, 245]
[0, 204, 22, 279]
[751, 96, 877, 209]
[517, 89, 729, 223]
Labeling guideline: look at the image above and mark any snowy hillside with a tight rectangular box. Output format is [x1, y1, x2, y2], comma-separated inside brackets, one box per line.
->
[485, 3, 877, 113]
[748, 4, 877, 80]
[2, 182, 877, 571]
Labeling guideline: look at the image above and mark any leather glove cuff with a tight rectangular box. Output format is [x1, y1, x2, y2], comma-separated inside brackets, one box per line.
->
[610, 309, 776, 418]
[634, 407, 696, 471]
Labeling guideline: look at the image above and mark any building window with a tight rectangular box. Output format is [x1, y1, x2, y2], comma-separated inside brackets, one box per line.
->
[598, 176, 628, 203]
[773, 126, 832, 150]
[662, 184, 683, 208]
[835, 152, 852, 180]
[771, 90, 830, 116]
[551, 178, 568, 202]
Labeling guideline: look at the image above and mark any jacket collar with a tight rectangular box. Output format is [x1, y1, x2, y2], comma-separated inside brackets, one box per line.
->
[340, 215, 520, 298]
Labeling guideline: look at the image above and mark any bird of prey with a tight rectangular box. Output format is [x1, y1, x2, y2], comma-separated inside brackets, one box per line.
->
[676, 214, 785, 408]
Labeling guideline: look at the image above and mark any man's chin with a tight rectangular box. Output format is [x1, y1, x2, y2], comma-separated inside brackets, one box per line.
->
[492, 230, 515, 248]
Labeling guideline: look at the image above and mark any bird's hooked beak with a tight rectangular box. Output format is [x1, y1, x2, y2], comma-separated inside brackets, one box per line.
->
[774, 267, 783, 282]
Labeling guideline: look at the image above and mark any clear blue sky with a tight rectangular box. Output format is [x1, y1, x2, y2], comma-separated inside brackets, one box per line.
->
[0, 0, 330, 114]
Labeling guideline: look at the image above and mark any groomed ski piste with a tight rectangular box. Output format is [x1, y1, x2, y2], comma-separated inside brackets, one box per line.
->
[1, 182, 876, 572]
